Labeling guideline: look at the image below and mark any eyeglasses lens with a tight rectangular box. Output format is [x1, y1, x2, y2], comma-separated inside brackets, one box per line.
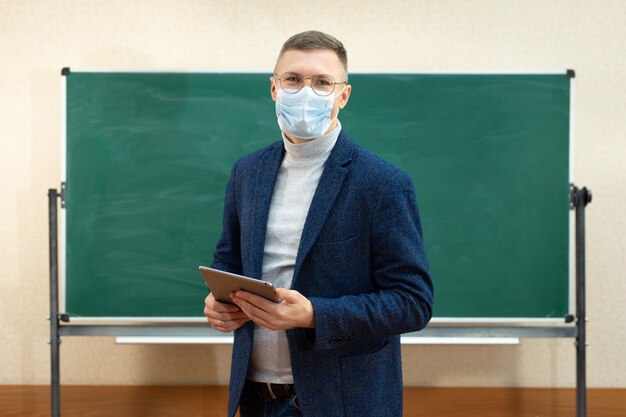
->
[279, 73, 336, 96]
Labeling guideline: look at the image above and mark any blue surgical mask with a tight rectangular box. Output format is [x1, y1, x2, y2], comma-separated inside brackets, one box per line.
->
[275, 86, 339, 140]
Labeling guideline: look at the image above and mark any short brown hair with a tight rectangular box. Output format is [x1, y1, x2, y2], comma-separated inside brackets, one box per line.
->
[276, 30, 348, 75]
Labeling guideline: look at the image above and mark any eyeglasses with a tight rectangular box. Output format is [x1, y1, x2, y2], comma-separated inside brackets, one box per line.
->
[273, 72, 347, 96]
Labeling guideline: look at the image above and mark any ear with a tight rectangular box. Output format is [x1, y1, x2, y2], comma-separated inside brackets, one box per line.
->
[270, 76, 278, 102]
[338, 84, 352, 109]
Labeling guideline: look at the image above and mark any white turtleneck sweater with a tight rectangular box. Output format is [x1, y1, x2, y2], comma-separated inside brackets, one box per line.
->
[247, 122, 342, 384]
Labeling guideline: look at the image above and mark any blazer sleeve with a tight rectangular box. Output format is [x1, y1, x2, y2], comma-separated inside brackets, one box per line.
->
[306, 174, 434, 351]
[211, 160, 243, 275]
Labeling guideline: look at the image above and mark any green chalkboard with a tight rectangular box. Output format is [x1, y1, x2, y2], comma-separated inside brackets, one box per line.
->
[63, 71, 571, 320]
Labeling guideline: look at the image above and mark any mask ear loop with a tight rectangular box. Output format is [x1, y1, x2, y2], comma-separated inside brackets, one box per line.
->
[329, 84, 348, 124]
[335, 84, 347, 98]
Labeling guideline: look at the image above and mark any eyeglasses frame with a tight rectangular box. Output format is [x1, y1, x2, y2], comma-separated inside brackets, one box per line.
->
[273, 72, 348, 96]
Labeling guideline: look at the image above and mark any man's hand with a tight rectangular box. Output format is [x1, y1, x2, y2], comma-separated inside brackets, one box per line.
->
[231, 288, 316, 331]
[204, 292, 250, 332]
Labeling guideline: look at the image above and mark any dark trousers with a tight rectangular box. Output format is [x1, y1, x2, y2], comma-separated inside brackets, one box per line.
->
[238, 380, 303, 417]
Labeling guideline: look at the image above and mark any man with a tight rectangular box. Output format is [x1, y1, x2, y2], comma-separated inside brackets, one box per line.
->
[204, 31, 433, 417]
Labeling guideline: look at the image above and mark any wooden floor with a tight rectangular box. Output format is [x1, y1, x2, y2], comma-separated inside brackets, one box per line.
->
[0, 385, 624, 417]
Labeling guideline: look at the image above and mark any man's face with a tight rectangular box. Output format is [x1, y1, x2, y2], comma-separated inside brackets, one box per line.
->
[271, 49, 352, 138]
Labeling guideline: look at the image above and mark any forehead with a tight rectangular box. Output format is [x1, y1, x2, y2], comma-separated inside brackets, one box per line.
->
[275, 49, 345, 78]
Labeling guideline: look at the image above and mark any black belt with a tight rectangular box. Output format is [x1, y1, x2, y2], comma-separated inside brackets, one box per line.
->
[246, 379, 296, 399]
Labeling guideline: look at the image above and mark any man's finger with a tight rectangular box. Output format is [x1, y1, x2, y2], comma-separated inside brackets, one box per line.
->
[215, 310, 249, 321]
[233, 290, 280, 311]
[210, 316, 249, 331]
[205, 309, 248, 321]
[276, 288, 300, 303]
[233, 296, 279, 325]
[212, 300, 244, 313]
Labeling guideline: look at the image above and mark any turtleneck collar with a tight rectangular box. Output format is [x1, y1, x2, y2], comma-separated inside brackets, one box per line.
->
[281, 121, 341, 164]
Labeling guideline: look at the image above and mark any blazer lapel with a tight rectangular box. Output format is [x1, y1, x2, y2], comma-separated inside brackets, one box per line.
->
[292, 131, 354, 284]
[249, 142, 285, 279]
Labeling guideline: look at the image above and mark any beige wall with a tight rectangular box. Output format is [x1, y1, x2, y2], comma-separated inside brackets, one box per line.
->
[1, 0, 624, 388]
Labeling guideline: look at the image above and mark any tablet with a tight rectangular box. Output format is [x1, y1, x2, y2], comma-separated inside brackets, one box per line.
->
[198, 266, 281, 304]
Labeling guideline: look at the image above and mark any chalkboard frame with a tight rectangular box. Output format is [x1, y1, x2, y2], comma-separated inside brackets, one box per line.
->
[58, 69, 575, 324]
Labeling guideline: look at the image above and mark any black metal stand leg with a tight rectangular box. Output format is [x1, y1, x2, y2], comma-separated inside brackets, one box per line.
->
[49, 189, 61, 417]
[572, 185, 592, 417]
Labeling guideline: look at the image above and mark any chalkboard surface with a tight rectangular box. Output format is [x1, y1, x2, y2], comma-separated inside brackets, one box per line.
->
[63, 71, 571, 320]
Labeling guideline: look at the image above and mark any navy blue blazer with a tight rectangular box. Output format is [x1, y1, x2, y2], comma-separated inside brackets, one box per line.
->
[212, 130, 434, 417]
